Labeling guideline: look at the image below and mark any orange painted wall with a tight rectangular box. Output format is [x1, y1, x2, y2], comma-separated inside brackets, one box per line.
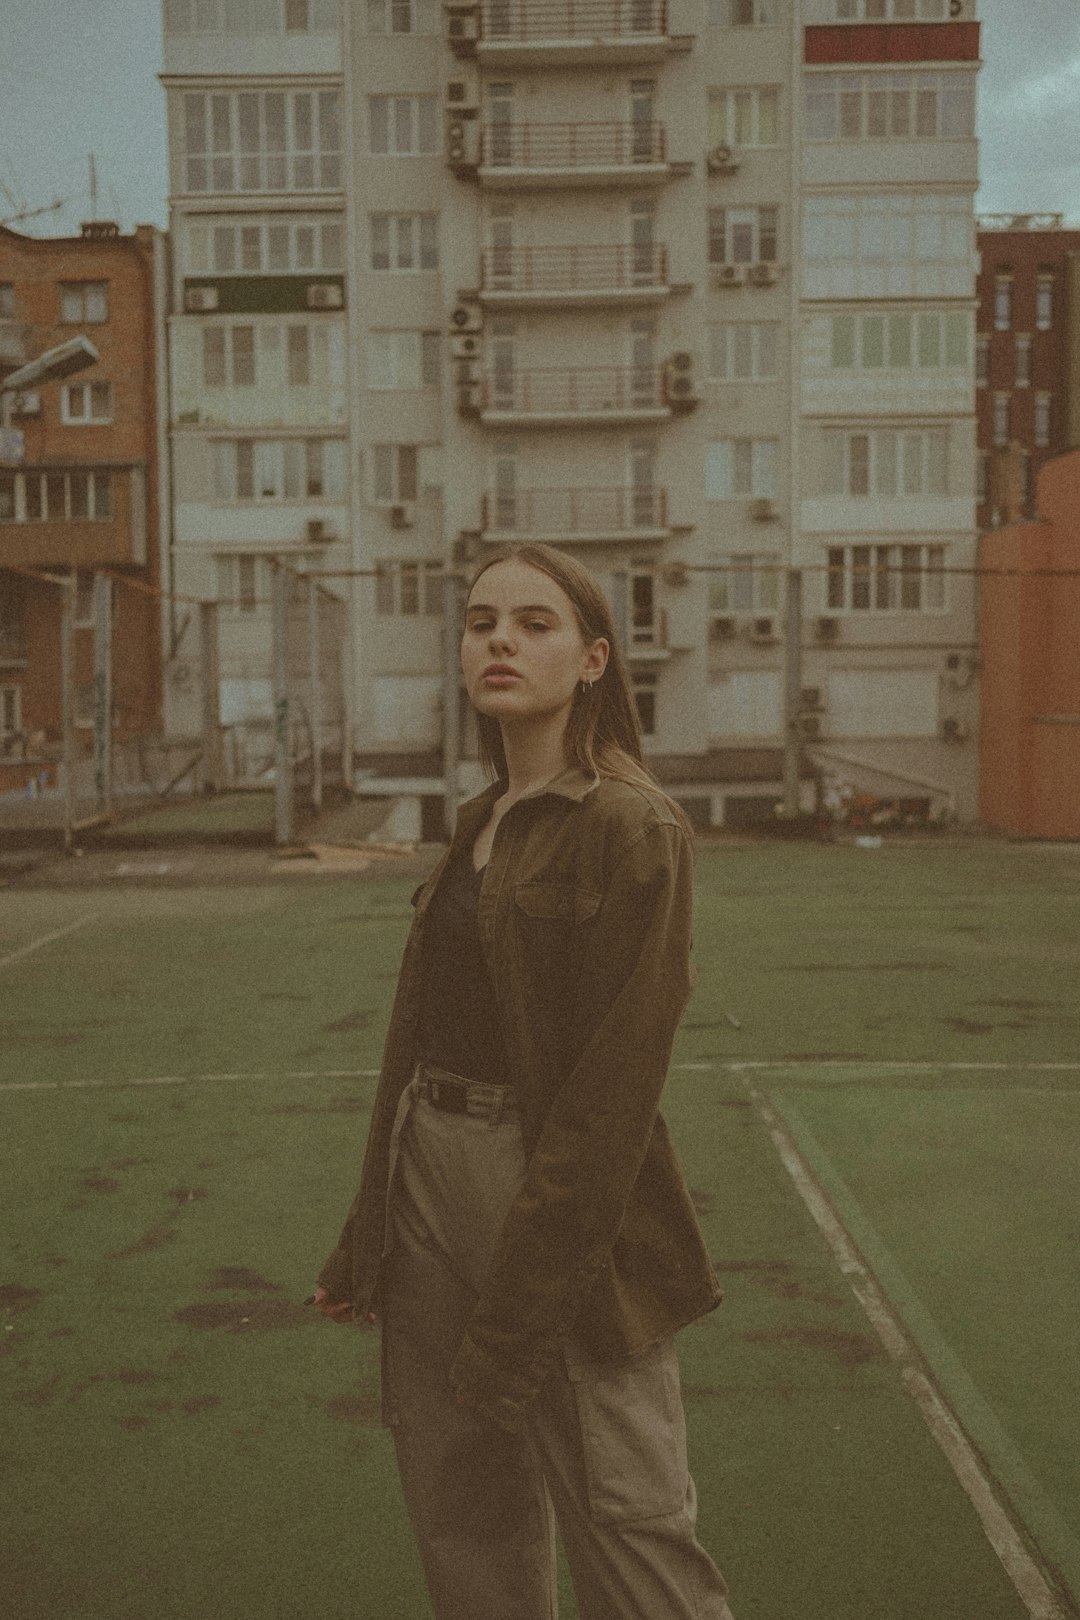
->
[980, 449, 1080, 837]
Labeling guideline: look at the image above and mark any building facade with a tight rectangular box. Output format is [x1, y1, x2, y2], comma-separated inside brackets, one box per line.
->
[0, 221, 166, 780]
[161, 0, 352, 777]
[160, 0, 983, 825]
[974, 215, 1080, 531]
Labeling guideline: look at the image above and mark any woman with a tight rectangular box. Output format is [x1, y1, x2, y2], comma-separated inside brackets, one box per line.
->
[314, 543, 731, 1620]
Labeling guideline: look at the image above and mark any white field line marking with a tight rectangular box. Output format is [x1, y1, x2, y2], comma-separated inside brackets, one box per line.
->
[720, 1060, 1080, 1074]
[0, 1067, 381, 1095]
[0, 913, 99, 973]
[750, 1087, 1070, 1620]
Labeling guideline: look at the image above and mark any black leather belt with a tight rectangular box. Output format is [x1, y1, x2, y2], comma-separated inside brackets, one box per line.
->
[414, 1060, 516, 1122]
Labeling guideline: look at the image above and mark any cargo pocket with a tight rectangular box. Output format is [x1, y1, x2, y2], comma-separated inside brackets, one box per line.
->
[512, 881, 602, 924]
[560, 1334, 689, 1525]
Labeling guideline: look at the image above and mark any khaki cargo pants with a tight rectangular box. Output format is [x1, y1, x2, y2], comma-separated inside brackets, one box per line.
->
[378, 1073, 733, 1620]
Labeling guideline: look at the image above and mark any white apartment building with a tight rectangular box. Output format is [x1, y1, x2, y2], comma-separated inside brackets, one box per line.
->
[161, 0, 982, 824]
[161, 0, 351, 776]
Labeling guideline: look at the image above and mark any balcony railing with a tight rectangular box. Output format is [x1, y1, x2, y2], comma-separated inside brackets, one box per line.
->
[481, 120, 666, 169]
[478, 0, 667, 38]
[482, 486, 668, 533]
[482, 364, 664, 414]
[480, 243, 667, 293]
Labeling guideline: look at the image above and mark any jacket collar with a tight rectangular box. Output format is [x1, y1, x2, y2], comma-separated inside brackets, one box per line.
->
[455, 764, 600, 833]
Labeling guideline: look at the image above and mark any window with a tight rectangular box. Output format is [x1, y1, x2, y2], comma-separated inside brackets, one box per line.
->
[202, 324, 257, 387]
[977, 451, 989, 506]
[706, 439, 778, 498]
[0, 469, 112, 522]
[1013, 334, 1031, 389]
[62, 382, 113, 424]
[212, 438, 347, 501]
[975, 334, 989, 388]
[369, 95, 439, 155]
[0, 283, 14, 317]
[166, 0, 338, 32]
[828, 310, 968, 370]
[805, 71, 974, 142]
[993, 274, 1012, 331]
[708, 323, 779, 380]
[1, 683, 22, 738]
[804, 193, 970, 269]
[708, 206, 778, 265]
[823, 428, 948, 496]
[825, 543, 947, 612]
[366, 0, 439, 32]
[287, 325, 310, 386]
[186, 215, 343, 274]
[836, 0, 946, 15]
[708, 88, 779, 147]
[59, 282, 108, 323]
[1035, 273, 1053, 331]
[215, 553, 273, 616]
[992, 393, 1010, 447]
[183, 89, 341, 192]
[372, 444, 420, 502]
[708, 555, 781, 613]
[1033, 393, 1051, 449]
[374, 560, 442, 615]
[367, 331, 441, 389]
[285, 0, 339, 29]
[370, 212, 439, 271]
[706, 0, 777, 22]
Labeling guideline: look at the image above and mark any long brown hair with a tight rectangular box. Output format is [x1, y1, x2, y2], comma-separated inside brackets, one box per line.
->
[464, 543, 694, 842]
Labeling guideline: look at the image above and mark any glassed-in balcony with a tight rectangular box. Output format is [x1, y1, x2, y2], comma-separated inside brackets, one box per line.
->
[474, 364, 672, 424]
[476, 243, 687, 308]
[481, 485, 673, 542]
[446, 0, 693, 65]
[463, 120, 688, 189]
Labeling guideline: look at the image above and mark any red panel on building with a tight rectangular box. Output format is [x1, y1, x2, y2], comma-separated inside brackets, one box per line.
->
[804, 22, 980, 64]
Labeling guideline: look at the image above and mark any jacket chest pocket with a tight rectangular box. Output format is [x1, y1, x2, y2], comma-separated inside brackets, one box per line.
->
[513, 881, 603, 927]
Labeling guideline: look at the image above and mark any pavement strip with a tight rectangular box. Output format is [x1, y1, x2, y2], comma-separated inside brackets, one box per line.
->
[0, 913, 99, 973]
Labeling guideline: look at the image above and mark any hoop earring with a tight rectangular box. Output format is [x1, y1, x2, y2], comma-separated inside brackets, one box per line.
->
[580, 678, 591, 695]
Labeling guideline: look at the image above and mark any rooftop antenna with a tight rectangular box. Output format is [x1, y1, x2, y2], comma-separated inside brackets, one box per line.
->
[88, 153, 98, 219]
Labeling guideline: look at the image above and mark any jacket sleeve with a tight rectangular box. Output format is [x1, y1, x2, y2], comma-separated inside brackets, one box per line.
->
[449, 817, 696, 1432]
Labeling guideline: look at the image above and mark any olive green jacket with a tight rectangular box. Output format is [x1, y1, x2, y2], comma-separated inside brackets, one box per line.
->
[317, 764, 723, 1432]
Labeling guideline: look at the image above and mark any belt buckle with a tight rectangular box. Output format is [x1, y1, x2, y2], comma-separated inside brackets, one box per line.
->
[431, 1075, 469, 1114]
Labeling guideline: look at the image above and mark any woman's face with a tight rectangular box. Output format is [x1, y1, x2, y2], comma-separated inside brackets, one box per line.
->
[461, 559, 607, 726]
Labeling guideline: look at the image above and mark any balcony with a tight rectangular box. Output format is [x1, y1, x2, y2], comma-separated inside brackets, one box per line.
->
[481, 486, 680, 543]
[474, 243, 687, 309]
[457, 121, 689, 189]
[446, 0, 693, 65]
[469, 364, 674, 425]
[0, 465, 148, 569]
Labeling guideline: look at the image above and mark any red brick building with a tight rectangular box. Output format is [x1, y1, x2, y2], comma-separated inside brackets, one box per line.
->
[975, 214, 1080, 529]
[0, 221, 167, 780]
[980, 449, 1080, 839]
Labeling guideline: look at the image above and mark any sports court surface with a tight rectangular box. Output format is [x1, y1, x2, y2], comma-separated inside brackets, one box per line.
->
[1, 835, 1078, 1619]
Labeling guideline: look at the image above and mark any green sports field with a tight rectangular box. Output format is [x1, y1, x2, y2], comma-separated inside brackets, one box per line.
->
[1, 838, 1078, 1620]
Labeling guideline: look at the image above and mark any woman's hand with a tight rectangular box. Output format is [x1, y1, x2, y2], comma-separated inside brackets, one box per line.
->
[311, 1286, 375, 1325]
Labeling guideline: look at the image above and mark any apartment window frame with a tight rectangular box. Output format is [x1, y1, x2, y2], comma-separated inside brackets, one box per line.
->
[804, 193, 971, 269]
[825, 542, 948, 613]
[366, 0, 439, 33]
[182, 88, 342, 193]
[1035, 273, 1054, 331]
[707, 554, 782, 614]
[805, 69, 973, 143]
[372, 443, 420, 503]
[708, 322, 779, 381]
[186, 215, 344, 274]
[975, 334, 989, 388]
[706, 438, 779, 499]
[0, 683, 21, 740]
[835, 0, 946, 16]
[993, 274, 1013, 332]
[977, 451, 989, 506]
[707, 87, 780, 148]
[212, 437, 347, 502]
[367, 330, 442, 389]
[374, 559, 442, 616]
[1013, 333, 1032, 389]
[1033, 393, 1051, 450]
[368, 95, 440, 156]
[215, 552, 275, 617]
[706, 0, 778, 23]
[992, 392, 1010, 448]
[166, 0, 339, 33]
[823, 427, 949, 497]
[708, 206, 779, 266]
[59, 281, 109, 324]
[202, 322, 257, 387]
[61, 381, 114, 425]
[0, 468, 113, 523]
[828, 309, 969, 371]
[370, 212, 439, 272]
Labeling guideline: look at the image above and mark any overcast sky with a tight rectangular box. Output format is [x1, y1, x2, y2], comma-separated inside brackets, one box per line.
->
[0, 0, 1077, 236]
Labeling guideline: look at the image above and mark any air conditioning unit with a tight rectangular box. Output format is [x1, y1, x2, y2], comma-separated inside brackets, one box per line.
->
[662, 563, 688, 587]
[446, 5, 480, 45]
[709, 616, 737, 642]
[750, 497, 778, 522]
[13, 391, 41, 416]
[389, 502, 416, 529]
[816, 615, 840, 643]
[941, 716, 967, 743]
[307, 282, 343, 310]
[750, 616, 777, 643]
[446, 116, 480, 168]
[450, 332, 482, 360]
[450, 300, 484, 333]
[800, 686, 823, 711]
[305, 517, 332, 543]
[446, 78, 479, 112]
[185, 285, 219, 312]
[748, 261, 780, 287]
[713, 263, 747, 289]
[663, 352, 700, 409]
[706, 144, 742, 175]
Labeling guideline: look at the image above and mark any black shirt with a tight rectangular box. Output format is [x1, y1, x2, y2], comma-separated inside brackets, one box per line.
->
[415, 841, 512, 1086]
